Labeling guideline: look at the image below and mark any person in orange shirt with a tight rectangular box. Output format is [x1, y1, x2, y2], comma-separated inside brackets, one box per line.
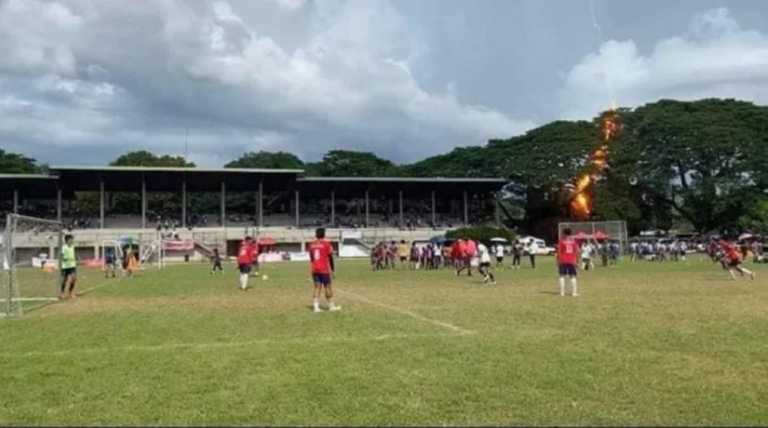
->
[719, 238, 755, 281]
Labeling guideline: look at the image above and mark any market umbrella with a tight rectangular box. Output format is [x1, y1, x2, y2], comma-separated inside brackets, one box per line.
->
[490, 237, 509, 243]
[594, 230, 610, 241]
[738, 233, 754, 242]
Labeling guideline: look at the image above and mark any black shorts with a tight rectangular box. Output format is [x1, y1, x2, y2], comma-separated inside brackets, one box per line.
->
[727, 260, 742, 268]
[238, 263, 252, 274]
[496, 257, 504, 263]
[480, 262, 491, 268]
[213, 261, 223, 269]
[559, 263, 577, 277]
[62, 268, 77, 278]
[312, 273, 332, 287]
[400, 256, 407, 263]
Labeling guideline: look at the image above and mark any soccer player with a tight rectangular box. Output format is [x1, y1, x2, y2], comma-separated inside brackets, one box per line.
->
[210, 247, 223, 275]
[453, 239, 468, 276]
[309, 228, 340, 313]
[720, 238, 756, 281]
[494, 244, 505, 268]
[398, 240, 409, 269]
[237, 237, 256, 290]
[557, 228, 580, 297]
[477, 242, 496, 285]
[249, 239, 261, 277]
[104, 246, 117, 278]
[59, 234, 78, 300]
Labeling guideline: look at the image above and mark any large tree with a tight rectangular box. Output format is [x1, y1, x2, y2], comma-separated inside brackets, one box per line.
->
[111, 150, 194, 167]
[225, 151, 305, 170]
[0, 149, 41, 174]
[609, 99, 768, 233]
[310, 150, 401, 177]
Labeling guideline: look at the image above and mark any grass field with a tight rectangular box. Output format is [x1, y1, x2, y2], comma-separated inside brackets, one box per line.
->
[1, 256, 767, 426]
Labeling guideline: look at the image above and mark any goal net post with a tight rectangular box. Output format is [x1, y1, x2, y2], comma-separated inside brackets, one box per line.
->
[557, 220, 629, 253]
[2, 214, 64, 318]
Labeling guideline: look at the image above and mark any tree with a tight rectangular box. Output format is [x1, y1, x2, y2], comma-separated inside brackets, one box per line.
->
[312, 150, 401, 177]
[739, 196, 768, 233]
[402, 146, 491, 177]
[110, 150, 194, 167]
[609, 99, 768, 233]
[225, 151, 305, 170]
[0, 149, 41, 174]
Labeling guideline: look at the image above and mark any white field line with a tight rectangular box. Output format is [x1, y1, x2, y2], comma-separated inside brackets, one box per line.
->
[0, 332, 467, 358]
[337, 289, 474, 336]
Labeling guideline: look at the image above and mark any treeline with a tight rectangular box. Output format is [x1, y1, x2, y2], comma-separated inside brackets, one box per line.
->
[3, 98, 768, 235]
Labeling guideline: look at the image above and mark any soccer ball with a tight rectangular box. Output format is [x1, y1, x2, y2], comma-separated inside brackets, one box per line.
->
[262, 274, 269, 280]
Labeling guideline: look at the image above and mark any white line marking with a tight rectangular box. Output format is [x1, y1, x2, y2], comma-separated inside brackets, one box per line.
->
[0, 332, 467, 358]
[0, 297, 58, 303]
[337, 289, 474, 335]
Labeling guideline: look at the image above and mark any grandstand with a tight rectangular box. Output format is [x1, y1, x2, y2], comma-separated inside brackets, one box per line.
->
[1, 166, 506, 261]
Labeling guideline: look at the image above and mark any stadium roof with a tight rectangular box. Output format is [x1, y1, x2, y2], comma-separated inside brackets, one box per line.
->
[297, 176, 507, 197]
[0, 174, 61, 198]
[50, 165, 303, 192]
[1, 167, 506, 198]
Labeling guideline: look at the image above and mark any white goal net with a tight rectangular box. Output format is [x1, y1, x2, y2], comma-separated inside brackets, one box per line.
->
[558, 220, 629, 253]
[1, 214, 64, 318]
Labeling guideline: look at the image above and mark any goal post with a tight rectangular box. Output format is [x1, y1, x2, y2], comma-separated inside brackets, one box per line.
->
[2, 214, 64, 318]
[558, 220, 629, 253]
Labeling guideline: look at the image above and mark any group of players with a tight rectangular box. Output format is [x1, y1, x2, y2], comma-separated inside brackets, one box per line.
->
[232, 229, 339, 313]
[57, 227, 757, 310]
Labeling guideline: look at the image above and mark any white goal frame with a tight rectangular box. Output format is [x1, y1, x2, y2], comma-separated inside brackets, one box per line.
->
[558, 220, 629, 254]
[2, 214, 64, 318]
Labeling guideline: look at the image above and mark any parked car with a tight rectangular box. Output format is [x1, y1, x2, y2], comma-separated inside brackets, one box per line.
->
[518, 236, 556, 256]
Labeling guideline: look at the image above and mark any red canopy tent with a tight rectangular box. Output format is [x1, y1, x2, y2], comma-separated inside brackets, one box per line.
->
[594, 230, 610, 241]
[573, 232, 592, 241]
[258, 237, 276, 246]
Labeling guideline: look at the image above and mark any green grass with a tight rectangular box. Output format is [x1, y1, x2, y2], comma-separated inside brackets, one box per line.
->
[1, 256, 768, 426]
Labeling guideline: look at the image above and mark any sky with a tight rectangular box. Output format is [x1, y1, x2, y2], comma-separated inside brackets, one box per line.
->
[1, 0, 768, 167]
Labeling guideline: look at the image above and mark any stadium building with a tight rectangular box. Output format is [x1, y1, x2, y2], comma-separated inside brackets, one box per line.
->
[1, 166, 506, 262]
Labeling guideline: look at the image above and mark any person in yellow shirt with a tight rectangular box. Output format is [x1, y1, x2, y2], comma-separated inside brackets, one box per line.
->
[397, 240, 410, 269]
[59, 234, 78, 300]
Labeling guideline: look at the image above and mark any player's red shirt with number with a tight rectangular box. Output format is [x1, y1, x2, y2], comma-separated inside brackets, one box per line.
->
[720, 240, 742, 263]
[557, 238, 579, 265]
[237, 242, 256, 265]
[309, 239, 333, 274]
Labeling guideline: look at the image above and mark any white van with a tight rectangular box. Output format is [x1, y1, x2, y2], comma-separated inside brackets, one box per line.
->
[517, 236, 556, 256]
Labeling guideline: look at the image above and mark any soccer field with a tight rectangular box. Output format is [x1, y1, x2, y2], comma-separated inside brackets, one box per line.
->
[1, 257, 767, 426]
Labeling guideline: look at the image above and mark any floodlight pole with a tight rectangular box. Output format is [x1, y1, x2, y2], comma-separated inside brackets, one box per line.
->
[398, 190, 403, 226]
[99, 181, 105, 229]
[12, 189, 18, 214]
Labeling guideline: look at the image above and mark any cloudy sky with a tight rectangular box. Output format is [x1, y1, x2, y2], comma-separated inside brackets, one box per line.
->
[1, 0, 767, 167]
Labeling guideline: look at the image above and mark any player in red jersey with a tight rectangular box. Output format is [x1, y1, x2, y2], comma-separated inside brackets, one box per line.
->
[719, 238, 755, 281]
[309, 228, 340, 313]
[557, 228, 580, 297]
[237, 236, 257, 291]
[249, 239, 261, 277]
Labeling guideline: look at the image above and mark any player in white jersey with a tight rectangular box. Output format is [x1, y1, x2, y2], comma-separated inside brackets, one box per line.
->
[477, 242, 496, 285]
